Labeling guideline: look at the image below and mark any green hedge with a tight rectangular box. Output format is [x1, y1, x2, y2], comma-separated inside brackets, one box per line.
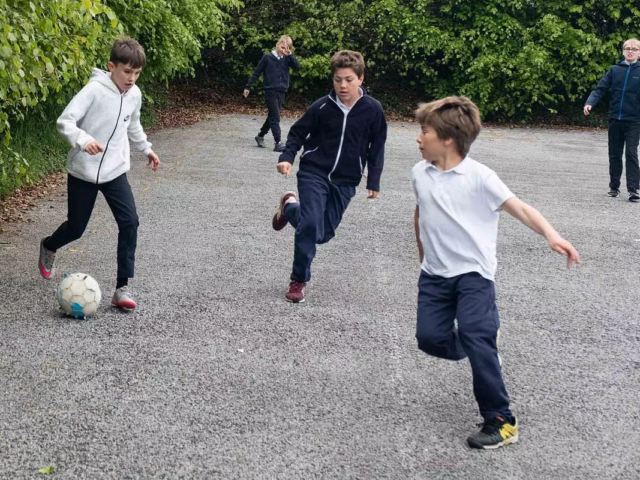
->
[220, 0, 640, 118]
[0, 0, 239, 198]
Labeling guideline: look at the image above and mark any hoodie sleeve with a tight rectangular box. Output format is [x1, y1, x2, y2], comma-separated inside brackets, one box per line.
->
[246, 55, 267, 91]
[365, 105, 387, 191]
[586, 68, 613, 107]
[56, 84, 97, 151]
[128, 92, 153, 155]
[278, 101, 318, 164]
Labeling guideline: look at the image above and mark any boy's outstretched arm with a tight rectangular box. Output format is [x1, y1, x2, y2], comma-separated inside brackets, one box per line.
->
[501, 197, 580, 267]
[414, 205, 424, 264]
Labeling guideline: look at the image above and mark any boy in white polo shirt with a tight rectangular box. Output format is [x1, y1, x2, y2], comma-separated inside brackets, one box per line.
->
[412, 96, 580, 449]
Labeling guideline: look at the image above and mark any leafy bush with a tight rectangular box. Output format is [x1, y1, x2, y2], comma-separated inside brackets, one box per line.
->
[219, 0, 640, 119]
[0, 0, 239, 197]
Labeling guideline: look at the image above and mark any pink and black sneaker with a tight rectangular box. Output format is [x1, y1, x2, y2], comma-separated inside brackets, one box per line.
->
[272, 191, 297, 231]
[285, 281, 306, 303]
[38, 238, 56, 279]
[111, 286, 137, 310]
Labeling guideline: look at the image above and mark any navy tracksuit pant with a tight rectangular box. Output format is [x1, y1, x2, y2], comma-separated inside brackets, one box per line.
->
[284, 170, 356, 283]
[416, 270, 512, 420]
[259, 90, 286, 143]
[45, 173, 139, 279]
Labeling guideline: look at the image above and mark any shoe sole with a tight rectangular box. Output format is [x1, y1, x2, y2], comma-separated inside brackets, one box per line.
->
[285, 297, 305, 303]
[468, 433, 519, 450]
[273, 192, 297, 231]
[111, 300, 137, 310]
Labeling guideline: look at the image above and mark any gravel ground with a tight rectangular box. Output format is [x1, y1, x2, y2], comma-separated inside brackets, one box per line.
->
[1, 114, 639, 479]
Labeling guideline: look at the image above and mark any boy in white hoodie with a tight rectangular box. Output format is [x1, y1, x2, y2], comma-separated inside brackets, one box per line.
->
[38, 37, 160, 310]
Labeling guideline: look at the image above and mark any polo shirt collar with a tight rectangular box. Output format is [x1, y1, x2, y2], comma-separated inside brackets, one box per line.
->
[425, 156, 470, 174]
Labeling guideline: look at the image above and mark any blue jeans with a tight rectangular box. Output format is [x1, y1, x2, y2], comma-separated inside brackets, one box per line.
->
[416, 270, 511, 420]
[284, 170, 356, 282]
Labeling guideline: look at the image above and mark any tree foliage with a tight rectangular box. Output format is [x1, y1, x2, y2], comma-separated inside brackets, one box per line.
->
[222, 0, 640, 117]
[0, 0, 239, 190]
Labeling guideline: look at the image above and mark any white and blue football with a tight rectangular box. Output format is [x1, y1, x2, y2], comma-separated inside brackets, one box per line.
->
[57, 273, 102, 319]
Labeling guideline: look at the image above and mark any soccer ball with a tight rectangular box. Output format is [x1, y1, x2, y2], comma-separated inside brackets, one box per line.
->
[57, 273, 102, 319]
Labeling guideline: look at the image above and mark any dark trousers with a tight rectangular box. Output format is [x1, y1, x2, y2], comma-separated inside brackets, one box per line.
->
[284, 170, 356, 283]
[46, 174, 139, 278]
[258, 90, 285, 143]
[608, 119, 640, 191]
[416, 270, 511, 420]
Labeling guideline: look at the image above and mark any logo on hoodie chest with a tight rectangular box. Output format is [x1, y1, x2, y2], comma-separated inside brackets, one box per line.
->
[123, 115, 130, 122]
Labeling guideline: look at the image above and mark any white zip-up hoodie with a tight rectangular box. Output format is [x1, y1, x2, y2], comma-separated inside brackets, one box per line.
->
[57, 68, 153, 184]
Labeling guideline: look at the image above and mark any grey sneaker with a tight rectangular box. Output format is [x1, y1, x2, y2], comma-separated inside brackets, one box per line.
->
[273, 142, 286, 152]
[608, 188, 620, 197]
[255, 135, 266, 148]
[38, 238, 56, 279]
[111, 286, 137, 310]
[629, 189, 640, 202]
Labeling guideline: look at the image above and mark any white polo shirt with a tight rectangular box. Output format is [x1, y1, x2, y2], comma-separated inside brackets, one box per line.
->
[412, 157, 515, 281]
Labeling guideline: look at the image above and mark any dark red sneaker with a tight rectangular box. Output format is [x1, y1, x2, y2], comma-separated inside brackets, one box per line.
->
[272, 191, 297, 231]
[285, 281, 306, 303]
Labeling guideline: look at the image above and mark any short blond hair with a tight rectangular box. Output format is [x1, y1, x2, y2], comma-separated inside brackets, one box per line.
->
[623, 38, 640, 50]
[415, 96, 482, 158]
[277, 35, 293, 49]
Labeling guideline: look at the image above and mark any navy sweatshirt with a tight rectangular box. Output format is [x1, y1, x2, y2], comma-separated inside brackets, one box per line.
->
[279, 89, 387, 191]
[586, 60, 640, 122]
[245, 52, 301, 92]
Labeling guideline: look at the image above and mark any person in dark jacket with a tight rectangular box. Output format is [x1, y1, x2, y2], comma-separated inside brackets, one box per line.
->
[271, 50, 387, 303]
[243, 35, 301, 152]
[585, 38, 640, 202]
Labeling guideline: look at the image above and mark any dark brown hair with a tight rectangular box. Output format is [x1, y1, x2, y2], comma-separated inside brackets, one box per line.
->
[415, 96, 482, 157]
[330, 50, 365, 77]
[110, 37, 146, 69]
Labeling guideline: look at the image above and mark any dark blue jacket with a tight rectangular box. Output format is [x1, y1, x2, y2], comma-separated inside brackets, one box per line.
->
[279, 89, 387, 191]
[245, 52, 301, 92]
[586, 60, 640, 122]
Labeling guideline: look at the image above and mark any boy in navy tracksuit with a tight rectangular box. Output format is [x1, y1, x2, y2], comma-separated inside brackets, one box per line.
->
[244, 35, 301, 152]
[585, 38, 640, 202]
[271, 50, 387, 303]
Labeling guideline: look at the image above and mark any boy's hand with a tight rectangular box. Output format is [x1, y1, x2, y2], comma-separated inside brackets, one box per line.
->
[548, 234, 581, 268]
[147, 152, 161, 171]
[283, 46, 292, 56]
[583, 105, 592, 115]
[277, 162, 292, 178]
[243, 89, 250, 98]
[367, 190, 378, 199]
[85, 141, 104, 155]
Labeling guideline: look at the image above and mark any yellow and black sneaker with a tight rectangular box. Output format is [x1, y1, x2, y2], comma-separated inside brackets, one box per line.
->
[467, 416, 518, 449]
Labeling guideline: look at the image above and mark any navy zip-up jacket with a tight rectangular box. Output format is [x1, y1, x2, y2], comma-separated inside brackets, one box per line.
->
[278, 89, 387, 191]
[586, 60, 640, 122]
[245, 52, 301, 92]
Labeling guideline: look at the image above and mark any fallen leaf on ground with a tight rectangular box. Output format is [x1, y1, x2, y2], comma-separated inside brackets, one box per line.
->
[39, 465, 55, 474]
